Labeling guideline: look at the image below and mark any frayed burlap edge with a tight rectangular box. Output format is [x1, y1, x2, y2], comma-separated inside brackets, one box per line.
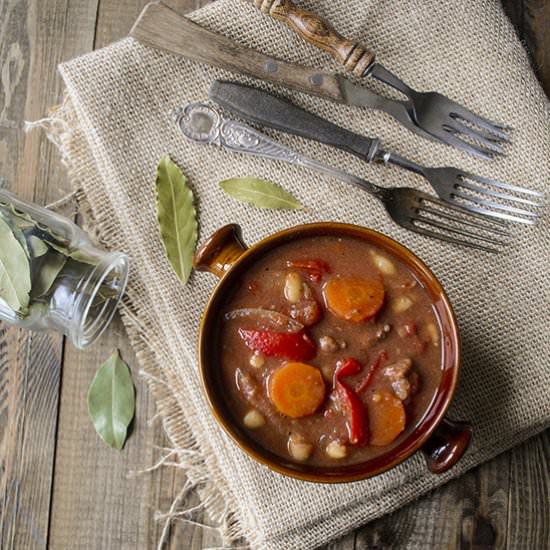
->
[27, 94, 254, 550]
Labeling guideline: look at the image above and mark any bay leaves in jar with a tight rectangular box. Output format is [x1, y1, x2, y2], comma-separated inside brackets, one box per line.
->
[28, 236, 48, 258]
[0, 216, 31, 312]
[46, 240, 96, 264]
[30, 250, 67, 299]
[0, 206, 31, 258]
[155, 155, 197, 284]
[87, 351, 135, 450]
[219, 177, 303, 210]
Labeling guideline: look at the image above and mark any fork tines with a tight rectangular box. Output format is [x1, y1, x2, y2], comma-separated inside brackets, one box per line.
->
[443, 105, 512, 159]
[454, 172, 545, 225]
[409, 193, 512, 253]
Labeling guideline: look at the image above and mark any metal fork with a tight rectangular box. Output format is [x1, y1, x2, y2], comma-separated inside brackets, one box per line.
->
[175, 103, 509, 253]
[367, 64, 512, 159]
[249, 0, 512, 159]
[210, 81, 543, 225]
[382, 151, 541, 225]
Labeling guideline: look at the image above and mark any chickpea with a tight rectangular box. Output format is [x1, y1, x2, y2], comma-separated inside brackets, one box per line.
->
[288, 433, 313, 461]
[370, 251, 396, 275]
[284, 272, 303, 303]
[326, 441, 348, 459]
[321, 365, 333, 383]
[392, 295, 414, 313]
[249, 352, 264, 368]
[243, 409, 265, 429]
[426, 322, 440, 346]
[319, 335, 338, 352]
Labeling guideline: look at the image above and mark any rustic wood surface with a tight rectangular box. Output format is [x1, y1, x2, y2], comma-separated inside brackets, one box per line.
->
[0, 1, 549, 549]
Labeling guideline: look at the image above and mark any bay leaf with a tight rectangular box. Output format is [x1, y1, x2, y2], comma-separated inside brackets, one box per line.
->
[46, 240, 96, 265]
[87, 351, 135, 450]
[155, 155, 197, 284]
[30, 251, 67, 298]
[219, 177, 303, 210]
[0, 207, 31, 258]
[0, 216, 31, 312]
[29, 236, 48, 257]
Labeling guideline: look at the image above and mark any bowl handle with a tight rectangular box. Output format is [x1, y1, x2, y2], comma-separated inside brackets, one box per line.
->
[420, 417, 473, 474]
[193, 224, 248, 278]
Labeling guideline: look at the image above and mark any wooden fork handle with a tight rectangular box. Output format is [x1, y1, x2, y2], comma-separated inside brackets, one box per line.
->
[251, 0, 375, 77]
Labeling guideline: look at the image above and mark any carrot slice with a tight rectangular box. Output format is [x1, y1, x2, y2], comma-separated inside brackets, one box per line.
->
[269, 362, 326, 418]
[323, 276, 385, 322]
[368, 391, 406, 446]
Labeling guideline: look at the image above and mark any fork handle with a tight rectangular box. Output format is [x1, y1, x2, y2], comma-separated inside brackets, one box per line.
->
[209, 81, 380, 161]
[250, 0, 375, 77]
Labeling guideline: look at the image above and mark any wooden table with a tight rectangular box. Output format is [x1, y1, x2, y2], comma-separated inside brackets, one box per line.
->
[1, 1, 549, 548]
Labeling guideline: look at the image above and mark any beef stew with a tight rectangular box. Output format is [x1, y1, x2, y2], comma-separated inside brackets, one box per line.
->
[216, 234, 445, 467]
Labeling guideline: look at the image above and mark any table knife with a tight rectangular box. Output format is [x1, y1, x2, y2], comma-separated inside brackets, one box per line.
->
[130, 2, 433, 141]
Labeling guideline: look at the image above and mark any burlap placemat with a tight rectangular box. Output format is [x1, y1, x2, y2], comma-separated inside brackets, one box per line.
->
[35, 0, 550, 548]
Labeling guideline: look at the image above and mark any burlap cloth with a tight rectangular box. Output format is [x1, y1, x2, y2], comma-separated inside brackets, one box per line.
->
[38, 0, 550, 548]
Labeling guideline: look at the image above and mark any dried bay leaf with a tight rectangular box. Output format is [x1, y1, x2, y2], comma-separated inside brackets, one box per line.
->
[30, 251, 67, 298]
[219, 177, 303, 210]
[0, 206, 31, 258]
[0, 216, 31, 312]
[45, 239, 96, 265]
[29, 236, 48, 258]
[87, 351, 135, 450]
[155, 156, 197, 284]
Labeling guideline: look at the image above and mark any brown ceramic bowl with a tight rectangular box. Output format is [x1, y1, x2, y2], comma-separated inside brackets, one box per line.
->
[194, 223, 472, 483]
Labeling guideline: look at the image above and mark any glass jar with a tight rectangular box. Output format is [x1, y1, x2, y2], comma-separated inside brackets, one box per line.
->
[0, 188, 128, 349]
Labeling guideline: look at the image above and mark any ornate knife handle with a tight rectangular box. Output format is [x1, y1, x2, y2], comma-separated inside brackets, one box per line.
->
[174, 103, 304, 165]
[251, 0, 375, 77]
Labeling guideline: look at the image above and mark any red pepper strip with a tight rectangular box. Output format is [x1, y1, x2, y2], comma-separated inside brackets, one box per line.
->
[238, 328, 316, 361]
[336, 380, 369, 445]
[335, 357, 362, 380]
[356, 351, 389, 394]
[286, 259, 330, 283]
[336, 381, 368, 445]
[333, 357, 368, 445]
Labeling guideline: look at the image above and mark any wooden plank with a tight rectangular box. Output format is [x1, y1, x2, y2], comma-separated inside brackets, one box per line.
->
[349, 451, 510, 549]
[47, 2, 219, 550]
[48, 316, 183, 549]
[523, 0, 550, 97]
[0, 1, 100, 549]
[506, 430, 550, 550]
[0, 331, 63, 549]
[501, 0, 524, 37]
[501, 0, 550, 97]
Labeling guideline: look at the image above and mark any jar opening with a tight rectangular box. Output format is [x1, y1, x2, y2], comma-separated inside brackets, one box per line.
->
[71, 253, 129, 349]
